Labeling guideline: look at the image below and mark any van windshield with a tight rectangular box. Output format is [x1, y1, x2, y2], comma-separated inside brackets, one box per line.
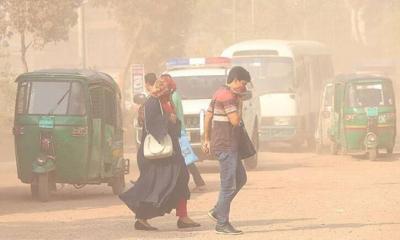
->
[346, 81, 394, 107]
[18, 81, 86, 115]
[173, 75, 226, 99]
[232, 56, 294, 93]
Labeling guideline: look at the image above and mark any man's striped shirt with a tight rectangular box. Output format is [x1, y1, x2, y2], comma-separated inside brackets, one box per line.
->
[208, 85, 240, 152]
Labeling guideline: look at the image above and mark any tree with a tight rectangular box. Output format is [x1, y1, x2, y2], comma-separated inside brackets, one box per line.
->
[0, 0, 82, 72]
[95, 0, 194, 111]
[97, 0, 194, 73]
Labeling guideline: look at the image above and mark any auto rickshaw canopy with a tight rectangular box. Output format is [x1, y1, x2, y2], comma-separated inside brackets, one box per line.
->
[15, 69, 121, 97]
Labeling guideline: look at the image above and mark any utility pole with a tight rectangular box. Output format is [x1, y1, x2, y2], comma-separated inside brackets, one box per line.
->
[302, 0, 306, 39]
[251, 0, 255, 37]
[232, 0, 236, 42]
[78, 1, 87, 69]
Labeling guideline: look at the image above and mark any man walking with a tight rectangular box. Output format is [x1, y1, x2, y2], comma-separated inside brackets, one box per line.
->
[202, 66, 251, 235]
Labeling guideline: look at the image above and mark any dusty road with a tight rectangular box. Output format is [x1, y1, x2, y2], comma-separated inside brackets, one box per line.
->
[1, 143, 400, 239]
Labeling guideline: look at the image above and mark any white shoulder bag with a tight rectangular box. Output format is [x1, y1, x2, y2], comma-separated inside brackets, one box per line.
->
[143, 100, 173, 160]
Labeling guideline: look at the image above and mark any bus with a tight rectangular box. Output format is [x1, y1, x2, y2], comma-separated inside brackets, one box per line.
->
[222, 40, 334, 148]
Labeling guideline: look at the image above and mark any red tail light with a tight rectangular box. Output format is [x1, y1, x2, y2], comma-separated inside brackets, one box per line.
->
[13, 126, 24, 135]
[345, 114, 356, 121]
[41, 137, 51, 152]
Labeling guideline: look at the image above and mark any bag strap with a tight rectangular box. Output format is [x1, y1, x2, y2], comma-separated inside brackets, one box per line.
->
[144, 99, 164, 134]
[210, 98, 216, 121]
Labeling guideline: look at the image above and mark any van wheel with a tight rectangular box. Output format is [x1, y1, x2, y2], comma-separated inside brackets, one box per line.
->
[112, 172, 125, 195]
[38, 173, 50, 202]
[368, 148, 378, 161]
[245, 124, 259, 170]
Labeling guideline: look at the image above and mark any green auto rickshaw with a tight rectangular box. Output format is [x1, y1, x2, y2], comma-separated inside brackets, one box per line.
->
[329, 74, 396, 160]
[13, 69, 129, 201]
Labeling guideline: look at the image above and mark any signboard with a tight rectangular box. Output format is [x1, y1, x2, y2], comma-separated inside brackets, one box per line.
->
[131, 64, 145, 97]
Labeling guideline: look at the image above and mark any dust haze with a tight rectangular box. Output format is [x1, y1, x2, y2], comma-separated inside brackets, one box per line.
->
[1, 1, 399, 141]
[1, 1, 400, 239]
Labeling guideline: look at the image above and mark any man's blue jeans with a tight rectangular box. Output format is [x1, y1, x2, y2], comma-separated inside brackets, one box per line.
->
[213, 151, 247, 225]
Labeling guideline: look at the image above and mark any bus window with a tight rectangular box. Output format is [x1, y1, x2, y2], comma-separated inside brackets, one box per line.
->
[233, 56, 294, 93]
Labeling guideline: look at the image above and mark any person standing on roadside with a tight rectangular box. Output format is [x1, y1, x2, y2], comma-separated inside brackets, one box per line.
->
[202, 66, 251, 235]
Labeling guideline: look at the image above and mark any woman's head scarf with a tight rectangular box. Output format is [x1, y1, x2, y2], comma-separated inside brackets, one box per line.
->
[150, 75, 177, 114]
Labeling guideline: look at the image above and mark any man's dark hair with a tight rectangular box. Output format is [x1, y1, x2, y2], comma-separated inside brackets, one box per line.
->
[227, 66, 251, 84]
[144, 72, 157, 86]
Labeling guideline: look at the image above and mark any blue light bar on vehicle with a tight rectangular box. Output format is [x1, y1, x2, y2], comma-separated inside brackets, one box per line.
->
[166, 57, 231, 69]
[167, 58, 190, 66]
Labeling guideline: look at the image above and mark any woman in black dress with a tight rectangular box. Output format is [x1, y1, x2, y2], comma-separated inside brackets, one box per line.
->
[120, 78, 200, 231]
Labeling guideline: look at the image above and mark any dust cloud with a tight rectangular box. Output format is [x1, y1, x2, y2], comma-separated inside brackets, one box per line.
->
[1, 1, 399, 140]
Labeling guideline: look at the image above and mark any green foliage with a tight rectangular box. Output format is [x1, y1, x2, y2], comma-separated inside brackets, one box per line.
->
[0, 0, 82, 71]
[1, 0, 81, 47]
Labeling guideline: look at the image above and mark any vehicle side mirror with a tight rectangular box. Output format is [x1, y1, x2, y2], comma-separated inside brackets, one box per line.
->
[133, 93, 146, 105]
[241, 90, 253, 101]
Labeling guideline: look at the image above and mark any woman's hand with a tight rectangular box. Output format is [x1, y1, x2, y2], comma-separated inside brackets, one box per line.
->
[202, 140, 211, 154]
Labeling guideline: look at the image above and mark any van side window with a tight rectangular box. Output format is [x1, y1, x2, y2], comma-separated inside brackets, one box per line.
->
[90, 87, 103, 119]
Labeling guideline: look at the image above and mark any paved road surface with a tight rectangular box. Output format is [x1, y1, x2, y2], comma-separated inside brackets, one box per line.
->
[1, 145, 400, 239]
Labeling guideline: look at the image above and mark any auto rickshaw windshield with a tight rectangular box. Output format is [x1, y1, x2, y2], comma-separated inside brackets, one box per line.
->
[17, 81, 86, 115]
[346, 81, 394, 107]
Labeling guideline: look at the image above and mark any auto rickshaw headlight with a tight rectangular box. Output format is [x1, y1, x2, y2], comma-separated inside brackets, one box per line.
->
[36, 157, 47, 165]
[366, 133, 377, 143]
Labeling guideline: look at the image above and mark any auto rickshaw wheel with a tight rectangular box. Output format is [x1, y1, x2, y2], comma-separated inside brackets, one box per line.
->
[30, 180, 39, 199]
[38, 173, 50, 202]
[368, 148, 378, 161]
[244, 123, 259, 170]
[112, 172, 125, 195]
